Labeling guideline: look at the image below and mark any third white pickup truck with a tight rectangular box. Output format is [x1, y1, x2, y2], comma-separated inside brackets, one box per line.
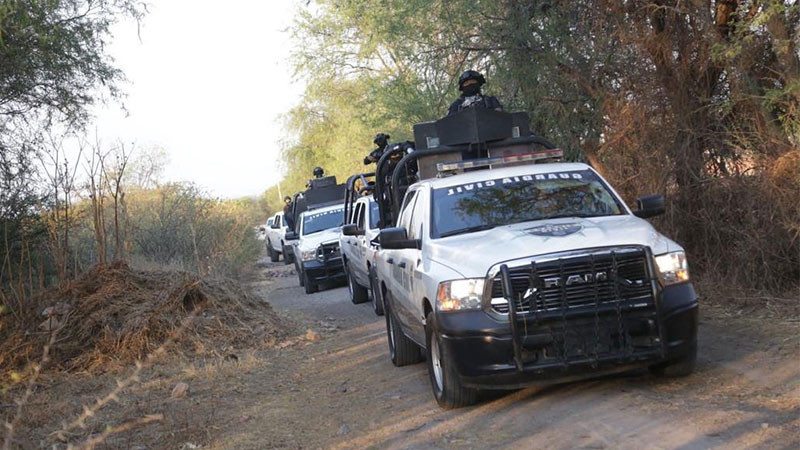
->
[340, 195, 383, 315]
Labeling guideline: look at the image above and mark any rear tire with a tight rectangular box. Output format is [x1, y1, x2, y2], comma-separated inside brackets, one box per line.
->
[384, 292, 422, 366]
[347, 263, 369, 304]
[268, 243, 279, 262]
[303, 270, 317, 294]
[426, 311, 478, 408]
[369, 268, 384, 316]
[649, 343, 697, 377]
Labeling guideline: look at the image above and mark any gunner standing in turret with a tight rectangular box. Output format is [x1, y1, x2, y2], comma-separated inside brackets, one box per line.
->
[447, 70, 502, 116]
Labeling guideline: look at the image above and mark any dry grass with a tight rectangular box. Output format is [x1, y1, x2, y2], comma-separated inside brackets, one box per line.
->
[0, 261, 294, 448]
[0, 261, 289, 376]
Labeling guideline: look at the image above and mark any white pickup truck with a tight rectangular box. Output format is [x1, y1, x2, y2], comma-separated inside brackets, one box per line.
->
[288, 204, 346, 294]
[340, 195, 384, 315]
[375, 161, 698, 408]
[265, 211, 292, 264]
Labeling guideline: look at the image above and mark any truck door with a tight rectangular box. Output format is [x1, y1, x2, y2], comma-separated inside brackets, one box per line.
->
[396, 188, 427, 343]
[271, 214, 282, 251]
[386, 190, 417, 327]
[354, 202, 369, 285]
[343, 203, 361, 264]
[395, 189, 427, 342]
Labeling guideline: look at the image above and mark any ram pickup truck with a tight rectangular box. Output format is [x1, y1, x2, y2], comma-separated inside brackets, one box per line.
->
[289, 204, 346, 294]
[341, 196, 384, 314]
[376, 162, 698, 408]
[265, 212, 292, 263]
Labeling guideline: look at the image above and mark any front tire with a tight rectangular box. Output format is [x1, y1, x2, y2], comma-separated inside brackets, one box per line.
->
[384, 292, 422, 366]
[649, 343, 697, 377]
[347, 263, 369, 304]
[282, 243, 293, 264]
[303, 270, 317, 294]
[426, 311, 478, 408]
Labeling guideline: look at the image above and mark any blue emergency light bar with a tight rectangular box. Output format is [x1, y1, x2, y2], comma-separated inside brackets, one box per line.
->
[436, 148, 564, 173]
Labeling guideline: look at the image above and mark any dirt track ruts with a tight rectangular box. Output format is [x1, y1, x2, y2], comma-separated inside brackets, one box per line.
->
[209, 258, 800, 449]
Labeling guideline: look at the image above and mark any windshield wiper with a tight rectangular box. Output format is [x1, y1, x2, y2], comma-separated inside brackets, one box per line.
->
[541, 213, 601, 220]
[439, 224, 496, 238]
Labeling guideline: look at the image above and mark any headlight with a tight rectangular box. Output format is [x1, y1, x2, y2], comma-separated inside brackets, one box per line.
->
[300, 249, 317, 261]
[654, 251, 690, 285]
[436, 279, 485, 312]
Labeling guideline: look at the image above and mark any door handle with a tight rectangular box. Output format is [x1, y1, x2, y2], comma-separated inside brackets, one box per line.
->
[398, 261, 407, 269]
[387, 258, 394, 265]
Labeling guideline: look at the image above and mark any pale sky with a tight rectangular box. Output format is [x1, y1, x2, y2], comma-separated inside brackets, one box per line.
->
[94, 0, 305, 198]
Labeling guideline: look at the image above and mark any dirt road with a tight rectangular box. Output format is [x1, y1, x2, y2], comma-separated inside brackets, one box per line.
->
[21, 257, 798, 449]
[207, 259, 799, 449]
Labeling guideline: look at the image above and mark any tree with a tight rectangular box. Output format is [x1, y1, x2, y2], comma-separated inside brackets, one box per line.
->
[284, 0, 799, 289]
[0, 0, 145, 292]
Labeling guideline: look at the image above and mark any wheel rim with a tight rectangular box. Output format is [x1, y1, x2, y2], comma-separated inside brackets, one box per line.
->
[431, 335, 444, 393]
[347, 272, 354, 298]
[370, 277, 378, 310]
[388, 314, 396, 358]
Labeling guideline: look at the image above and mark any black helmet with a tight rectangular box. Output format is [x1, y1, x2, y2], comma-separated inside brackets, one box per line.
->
[313, 166, 324, 178]
[458, 70, 486, 91]
[373, 133, 390, 146]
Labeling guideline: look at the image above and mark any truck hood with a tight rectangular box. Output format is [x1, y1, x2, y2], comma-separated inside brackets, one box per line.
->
[299, 227, 341, 251]
[425, 215, 680, 278]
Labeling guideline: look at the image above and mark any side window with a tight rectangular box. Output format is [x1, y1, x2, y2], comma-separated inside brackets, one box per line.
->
[355, 204, 364, 227]
[356, 203, 366, 229]
[275, 215, 281, 227]
[347, 203, 357, 225]
[407, 189, 427, 240]
[369, 202, 380, 230]
[397, 190, 418, 232]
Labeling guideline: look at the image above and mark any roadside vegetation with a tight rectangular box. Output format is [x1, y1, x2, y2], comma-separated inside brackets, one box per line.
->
[268, 0, 799, 296]
[0, 2, 276, 447]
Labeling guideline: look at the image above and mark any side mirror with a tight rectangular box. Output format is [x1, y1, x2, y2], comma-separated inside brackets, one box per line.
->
[285, 231, 299, 241]
[270, 223, 280, 229]
[342, 224, 365, 236]
[379, 227, 421, 250]
[259, 226, 266, 232]
[633, 194, 665, 218]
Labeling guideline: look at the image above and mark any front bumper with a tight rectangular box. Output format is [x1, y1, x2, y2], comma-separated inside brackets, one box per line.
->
[437, 283, 698, 390]
[302, 258, 345, 283]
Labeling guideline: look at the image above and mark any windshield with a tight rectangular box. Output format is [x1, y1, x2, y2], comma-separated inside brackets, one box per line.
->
[369, 202, 379, 229]
[431, 169, 624, 238]
[302, 207, 344, 236]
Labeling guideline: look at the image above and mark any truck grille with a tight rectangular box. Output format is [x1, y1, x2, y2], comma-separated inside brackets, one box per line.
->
[489, 247, 654, 314]
[316, 242, 341, 262]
